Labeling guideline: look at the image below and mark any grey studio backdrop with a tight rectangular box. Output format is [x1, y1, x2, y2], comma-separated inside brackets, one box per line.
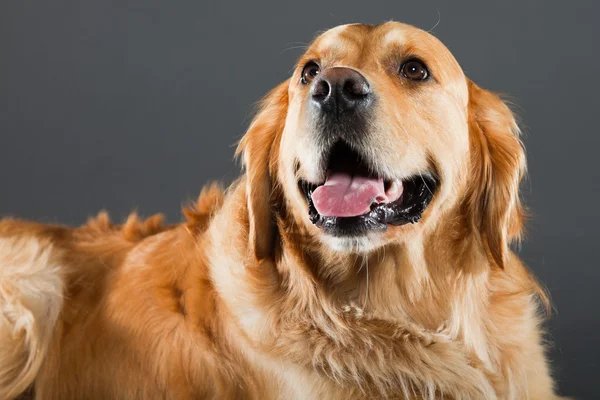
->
[1, 1, 598, 398]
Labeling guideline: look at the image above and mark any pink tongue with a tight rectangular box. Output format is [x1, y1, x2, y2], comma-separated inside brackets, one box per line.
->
[311, 172, 402, 217]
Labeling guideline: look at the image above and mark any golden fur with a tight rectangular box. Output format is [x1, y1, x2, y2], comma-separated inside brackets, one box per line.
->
[0, 22, 567, 399]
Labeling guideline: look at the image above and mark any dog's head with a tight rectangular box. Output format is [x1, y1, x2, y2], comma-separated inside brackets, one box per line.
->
[237, 22, 525, 269]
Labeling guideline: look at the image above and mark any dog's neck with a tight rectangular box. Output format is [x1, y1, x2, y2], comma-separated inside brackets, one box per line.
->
[207, 178, 494, 338]
[205, 180, 498, 397]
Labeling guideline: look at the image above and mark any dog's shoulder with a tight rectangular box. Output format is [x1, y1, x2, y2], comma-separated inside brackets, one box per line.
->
[183, 182, 225, 231]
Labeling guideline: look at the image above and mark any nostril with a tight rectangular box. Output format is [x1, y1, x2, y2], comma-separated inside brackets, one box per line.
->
[342, 78, 370, 100]
[312, 79, 330, 102]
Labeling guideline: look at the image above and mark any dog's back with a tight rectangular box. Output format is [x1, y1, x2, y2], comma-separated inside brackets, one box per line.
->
[0, 184, 225, 399]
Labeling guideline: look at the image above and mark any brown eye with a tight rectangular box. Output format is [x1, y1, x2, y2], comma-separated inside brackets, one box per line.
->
[301, 62, 320, 84]
[400, 59, 429, 81]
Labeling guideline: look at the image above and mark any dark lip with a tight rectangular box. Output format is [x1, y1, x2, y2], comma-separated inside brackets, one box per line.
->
[298, 174, 439, 237]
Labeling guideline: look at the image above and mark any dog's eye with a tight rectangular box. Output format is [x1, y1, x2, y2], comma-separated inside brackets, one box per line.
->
[301, 62, 321, 84]
[400, 60, 429, 81]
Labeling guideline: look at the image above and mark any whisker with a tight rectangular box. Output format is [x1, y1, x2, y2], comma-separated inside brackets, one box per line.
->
[280, 43, 309, 54]
[363, 256, 369, 309]
[427, 10, 442, 33]
[419, 172, 434, 196]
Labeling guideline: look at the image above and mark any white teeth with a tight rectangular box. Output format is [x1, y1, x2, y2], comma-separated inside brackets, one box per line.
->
[386, 180, 401, 196]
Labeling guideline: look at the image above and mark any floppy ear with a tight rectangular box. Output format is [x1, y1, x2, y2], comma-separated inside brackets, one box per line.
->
[466, 80, 526, 269]
[235, 80, 289, 261]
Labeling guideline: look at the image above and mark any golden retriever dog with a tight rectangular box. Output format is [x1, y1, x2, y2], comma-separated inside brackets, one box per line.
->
[0, 22, 567, 399]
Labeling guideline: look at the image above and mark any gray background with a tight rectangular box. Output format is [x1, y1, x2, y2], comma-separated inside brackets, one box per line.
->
[1, 0, 598, 397]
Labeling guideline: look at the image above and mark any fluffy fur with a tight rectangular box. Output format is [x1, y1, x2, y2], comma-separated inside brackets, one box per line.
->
[0, 22, 567, 399]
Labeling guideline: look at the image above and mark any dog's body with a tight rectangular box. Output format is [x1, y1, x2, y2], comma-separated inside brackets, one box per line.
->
[1, 22, 564, 399]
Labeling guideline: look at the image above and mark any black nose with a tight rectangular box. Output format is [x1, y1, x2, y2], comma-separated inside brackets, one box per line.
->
[310, 67, 371, 114]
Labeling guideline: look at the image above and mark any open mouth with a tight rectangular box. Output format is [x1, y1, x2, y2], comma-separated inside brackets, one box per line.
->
[298, 142, 438, 237]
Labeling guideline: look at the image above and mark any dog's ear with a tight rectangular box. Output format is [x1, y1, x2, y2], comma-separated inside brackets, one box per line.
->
[466, 80, 526, 269]
[235, 80, 289, 261]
